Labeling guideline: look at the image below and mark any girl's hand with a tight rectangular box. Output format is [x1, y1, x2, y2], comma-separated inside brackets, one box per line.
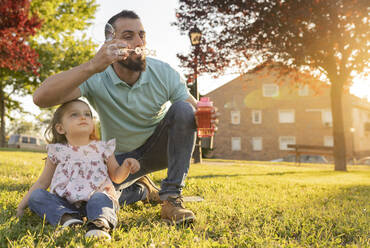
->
[16, 207, 24, 218]
[123, 158, 140, 174]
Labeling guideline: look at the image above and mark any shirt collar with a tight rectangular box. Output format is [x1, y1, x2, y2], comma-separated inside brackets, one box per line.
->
[107, 64, 150, 88]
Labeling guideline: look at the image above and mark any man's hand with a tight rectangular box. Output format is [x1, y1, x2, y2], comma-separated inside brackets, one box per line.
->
[210, 106, 220, 132]
[123, 158, 140, 174]
[195, 106, 220, 132]
[89, 39, 130, 73]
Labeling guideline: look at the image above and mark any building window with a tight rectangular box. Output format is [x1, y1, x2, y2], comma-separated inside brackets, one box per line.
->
[324, 136, 334, 147]
[231, 110, 240, 125]
[22, 137, 28, 143]
[298, 84, 309, 96]
[252, 110, 262, 124]
[30, 137, 37, 144]
[279, 136, 296, 150]
[252, 137, 263, 151]
[263, 84, 279, 97]
[279, 110, 295, 123]
[322, 109, 332, 126]
[231, 137, 241, 151]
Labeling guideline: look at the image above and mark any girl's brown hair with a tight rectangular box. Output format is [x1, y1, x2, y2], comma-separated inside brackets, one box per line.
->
[44, 99, 98, 144]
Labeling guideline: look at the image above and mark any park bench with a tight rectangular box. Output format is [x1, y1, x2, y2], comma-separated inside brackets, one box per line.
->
[287, 144, 333, 165]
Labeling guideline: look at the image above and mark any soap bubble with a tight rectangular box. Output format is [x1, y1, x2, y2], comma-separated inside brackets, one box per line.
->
[105, 23, 115, 41]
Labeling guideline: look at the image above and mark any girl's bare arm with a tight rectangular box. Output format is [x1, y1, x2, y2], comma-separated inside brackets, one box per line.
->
[106, 155, 140, 184]
[16, 158, 56, 217]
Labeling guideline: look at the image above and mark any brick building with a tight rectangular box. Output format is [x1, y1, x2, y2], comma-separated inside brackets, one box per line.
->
[204, 63, 370, 161]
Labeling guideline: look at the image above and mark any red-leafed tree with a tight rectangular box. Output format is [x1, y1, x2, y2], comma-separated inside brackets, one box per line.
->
[0, 0, 42, 146]
[174, 0, 369, 171]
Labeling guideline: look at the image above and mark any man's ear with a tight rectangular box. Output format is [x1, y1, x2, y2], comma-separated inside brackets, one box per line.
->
[55, 123, 66, 135]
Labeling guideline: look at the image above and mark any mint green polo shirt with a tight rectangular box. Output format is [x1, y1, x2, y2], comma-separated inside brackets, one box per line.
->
[79, 57, 190, 153]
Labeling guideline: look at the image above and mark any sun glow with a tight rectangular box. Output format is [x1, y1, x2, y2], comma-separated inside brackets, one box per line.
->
[350, 76, 370, 100]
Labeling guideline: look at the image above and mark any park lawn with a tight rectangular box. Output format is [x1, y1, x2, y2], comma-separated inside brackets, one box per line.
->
[0, 150, 369, 248]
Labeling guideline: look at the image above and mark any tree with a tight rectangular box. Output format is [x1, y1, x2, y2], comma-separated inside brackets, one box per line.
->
[0, 0, 98, 147]
[174, 0, 369, 171]
[6, 117, 40, 136]
[0, 0, 42, 146]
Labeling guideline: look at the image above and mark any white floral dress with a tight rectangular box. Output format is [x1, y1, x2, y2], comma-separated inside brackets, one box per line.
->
[48, 139, 117, 204]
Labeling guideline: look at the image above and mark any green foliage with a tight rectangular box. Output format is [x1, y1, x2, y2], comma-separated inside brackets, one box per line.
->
[1, 151, 369, 247]
[0, 0, 98, 146]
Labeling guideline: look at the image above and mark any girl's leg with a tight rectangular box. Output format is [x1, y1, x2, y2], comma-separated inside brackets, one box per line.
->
[28, 189, 80, 226]
[85, 192, 118, 229]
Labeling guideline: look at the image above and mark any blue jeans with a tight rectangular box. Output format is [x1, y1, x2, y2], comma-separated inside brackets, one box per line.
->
[114, 101, 197, 204]
[28, 189, 118, 228]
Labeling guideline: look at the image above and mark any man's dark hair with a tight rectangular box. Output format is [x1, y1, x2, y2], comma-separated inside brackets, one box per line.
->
[107, 10, 140, 26]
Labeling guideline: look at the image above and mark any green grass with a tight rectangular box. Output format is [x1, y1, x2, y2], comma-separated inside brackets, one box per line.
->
[0, 151, 369, 247]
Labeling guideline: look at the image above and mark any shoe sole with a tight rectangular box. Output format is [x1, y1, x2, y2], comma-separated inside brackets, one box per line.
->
[62, 219, 83, 228]
[85, 229, 111, 240]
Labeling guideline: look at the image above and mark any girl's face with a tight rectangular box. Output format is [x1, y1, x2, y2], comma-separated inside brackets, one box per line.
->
[55, 101, 94, 139]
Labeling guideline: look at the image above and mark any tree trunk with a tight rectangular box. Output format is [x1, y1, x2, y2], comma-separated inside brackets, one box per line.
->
[330, 80, 347, 171]
[0, 86, 5, 147]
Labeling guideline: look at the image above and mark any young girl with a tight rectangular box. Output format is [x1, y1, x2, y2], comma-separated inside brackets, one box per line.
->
[16, 99, 140, 240]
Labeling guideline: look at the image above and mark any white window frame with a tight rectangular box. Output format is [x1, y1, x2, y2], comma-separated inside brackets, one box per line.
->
[279, 109, 295, 123]
[263, 84, 279, 97]
[231, 137, 241, 151]
[252, 137, 263, 151]
[279, 136, 296, 150]
[231, 110, 240, 125]
[252, 110, 262, 124]
[322, 109, 333, 125]
[324, 136, 334, 147]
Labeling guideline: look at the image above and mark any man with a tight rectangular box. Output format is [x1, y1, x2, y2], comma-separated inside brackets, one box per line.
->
[33, 10, 218, 224]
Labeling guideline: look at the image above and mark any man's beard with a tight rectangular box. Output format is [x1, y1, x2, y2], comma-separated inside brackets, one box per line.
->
[118, 56, 146, 72]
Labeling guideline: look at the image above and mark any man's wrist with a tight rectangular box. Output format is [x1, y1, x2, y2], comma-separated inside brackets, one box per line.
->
[85, 59, 98, 75]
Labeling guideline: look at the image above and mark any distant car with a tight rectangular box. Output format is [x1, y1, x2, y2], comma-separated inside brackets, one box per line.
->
[356, 157, 370, 165]
[271, 154, 329, 164]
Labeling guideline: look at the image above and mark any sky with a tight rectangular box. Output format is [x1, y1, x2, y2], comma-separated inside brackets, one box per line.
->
[18, 0, 369, 117]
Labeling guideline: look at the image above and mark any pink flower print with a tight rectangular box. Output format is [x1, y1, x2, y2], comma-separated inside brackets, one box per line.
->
[98, 168, 107, 176]
[78, 169, 85, 178]
[62, 169, 69, 177]
[91, 160, 99, 166]
[75, 162, 82, 167]
[89, 143, 99, 153]
[76, 184, 84, 192]
[65, 154, 71, 162]
[72, 146, 79, 152]
[89, 181, 97, 190]
[51, 155, 61, 165]
[64, 191, 71, 198]
[86, 170, 93, 180]
[102, 153, 106, 160]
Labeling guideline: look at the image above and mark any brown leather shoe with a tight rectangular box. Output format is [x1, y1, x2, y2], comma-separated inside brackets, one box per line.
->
[161, 196, 196, 225]
[136, 175, 162, 204]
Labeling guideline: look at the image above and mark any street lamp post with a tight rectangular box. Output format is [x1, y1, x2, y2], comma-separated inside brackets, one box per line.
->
[189, 26, 202, 164]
